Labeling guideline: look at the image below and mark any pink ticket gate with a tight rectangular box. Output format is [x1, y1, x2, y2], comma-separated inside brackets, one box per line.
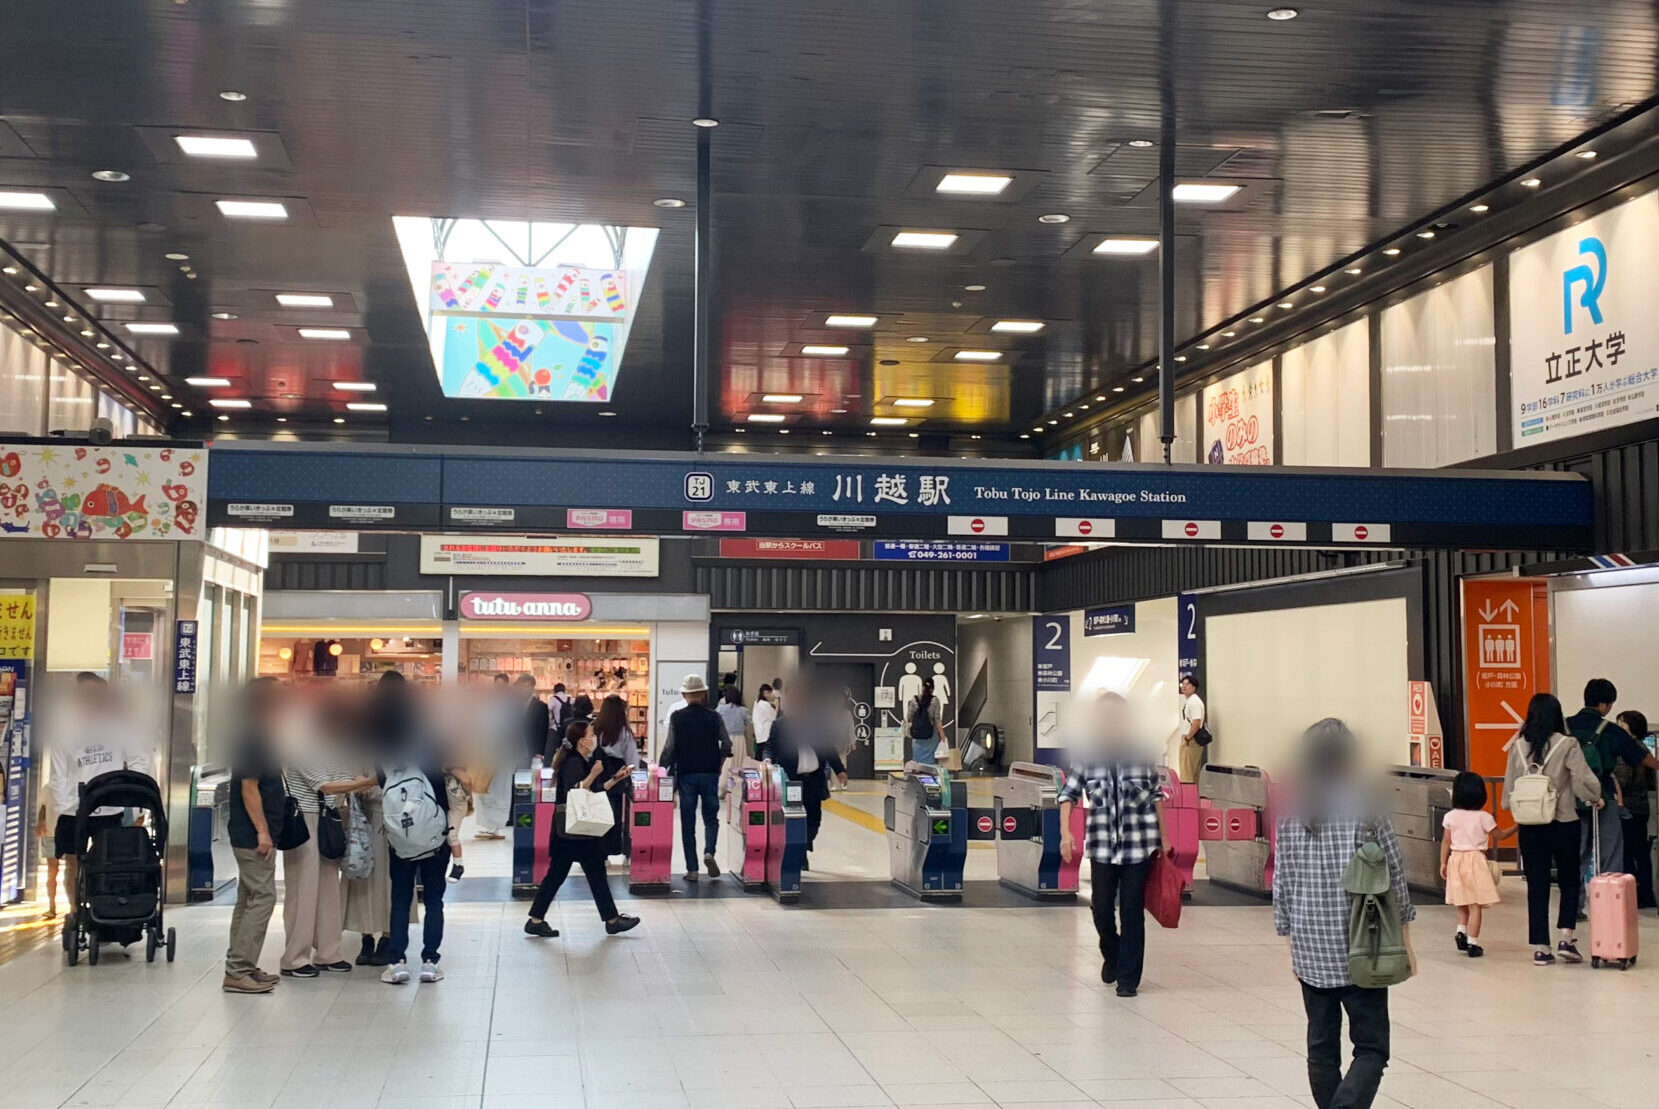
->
[723, 762, 769, 891]
[529, 766, 557, 887]
[1196, 764, 1276, 895]
[628, 765, 675, 893]
[1159, 767, 1199, 894]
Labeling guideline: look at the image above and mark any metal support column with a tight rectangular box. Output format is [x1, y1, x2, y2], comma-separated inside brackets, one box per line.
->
[691, 2, 713, 453]
[1157, 0, 1178, 463]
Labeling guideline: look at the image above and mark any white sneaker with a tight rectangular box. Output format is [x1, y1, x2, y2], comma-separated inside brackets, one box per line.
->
[420, 962, 443, 983]
[381, 961, 410, 985]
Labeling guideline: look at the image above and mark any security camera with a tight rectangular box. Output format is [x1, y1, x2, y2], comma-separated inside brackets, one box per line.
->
[88, 416, 116, 446]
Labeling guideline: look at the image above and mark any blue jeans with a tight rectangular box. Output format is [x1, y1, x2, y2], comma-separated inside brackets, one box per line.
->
[678, 772, 720, 869]
[911, 737, 939, 764]
[388, 846, 449, 965]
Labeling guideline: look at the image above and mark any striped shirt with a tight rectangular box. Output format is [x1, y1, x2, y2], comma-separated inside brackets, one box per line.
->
[1273, 812, 1416, 988]
[1057, 761, 1163, 865]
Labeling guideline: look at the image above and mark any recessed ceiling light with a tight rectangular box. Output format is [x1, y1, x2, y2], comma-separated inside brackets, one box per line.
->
[95, 341, 109, 349]
[1131, 376, 1145, 383]
[866, 431, 876, 437]
[0, 191, 55, 211]
[22, 283, 37, 292]
[963, 284, 987, 292]
[110, 352, 123, 361]
[1310, 284, 1326, 292]
[79, 328, 94, 337]
[1197, 343, 1211, 350]
[907, 432, 919, 439]
[218, 90, 249, 101]
[209, 398, 252, 409]
[1576, 150, 1598, 160]
[1173, 355, 1187, 363]
[747, 413, 787, 423]
[830, 408, 848, 414]
[44, 299, 58, 307]
[800, 345, 850, 356]
[1127, 139, 1155, 148]
[1096, 394, 1106, 401]
[953, 350, 1002, 361]
[176, 135, 258, 159]
[125, 322, 180, 335]
[216, 199, 288, 220]
[333, 417, 346, 424]
[217, 414, 230, 422]
[1094, 238, 1160, 256]
[165, 252, 189, 261]
[91, 169, 130, 182]
[892, 398, 935, 407]
[62, 314, 75, 322]
[1079, 403, 1090, 410]
[1, 266, 16, 275]
[1417, 229, 1436, 239]
[148, 384, 163, 391]
[211, 311, 239, 320]
[1020, 433, 1030, 439]
[1172, 182, 1240, 203]
[762, 393, 804, 403]
[186, 377, 231, 387]
[691, 117, 719, 128]
[1047, 419, 1058, 425]
[1469, 203, 1489, 213]
[891, 230, 959, 250]
[937, 173, 1013, 195]
[821, 429, 833, 436]
[170, 403, 182, 409]
[991, 320, 1045, 334]
[1381, 248, 1401, 257]
[1222, 330, 1237, 338]
[905, 336, 930, 344]
[1345, 266, 1363, 275]
[276, 293, 334, 308]
[1063, 411, 1074, 418]
[870, 417, 909, 426]
[332, 381, 377, 392]
[1521, 177, 1542, 188]
[1112, 385, 1125, 393]
[137, 374, 150, 382]
[298, 327, 351, 340]
[1278, 302, 1294, 309]
[85, 287, 146, 303]
[346, 402, 387, 412]
[825, 314, 877, 328]
[653, 198, 686, 209]
[1266, 7, 1299, 20]
[1037, 213, 1071, 224]
[1249, 316, 1264, 324]
[597, 410, 617, 417]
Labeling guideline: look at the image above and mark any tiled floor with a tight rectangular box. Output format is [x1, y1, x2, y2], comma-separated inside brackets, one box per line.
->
[4, 783, 1659, 1109]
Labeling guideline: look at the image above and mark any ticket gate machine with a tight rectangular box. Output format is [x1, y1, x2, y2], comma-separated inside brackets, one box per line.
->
[1384, 765, 1458, 894]
[763, 765, 807, 903]
[1197, 764, 1277, 894]
[987, 762, 1082, 899]
[511, 769, 538, 896]
[628, 765, 676, 893]
[1161, 767, 1200, 894]
[884, 766, 967, 899]
[724, 762, 770, 891]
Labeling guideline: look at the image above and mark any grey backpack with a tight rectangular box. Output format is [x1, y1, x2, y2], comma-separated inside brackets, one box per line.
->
[341, 794, 375, 880]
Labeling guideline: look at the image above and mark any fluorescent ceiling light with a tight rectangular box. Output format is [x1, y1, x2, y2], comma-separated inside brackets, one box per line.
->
[185, 377, 232, 387]
[1094, 238, 1160, 255]
[762, 393, 804, 403]
[936, 173, 1012, 196]
[991, 320, 1044, 333]
[85, 287, 146, 303]
[870, 417, 909, 426]
[0, 191, 55, 210]
[298, 327, 351, 340]
[175, 135, 258, 159]
[1521, 177, 1542, 188]
[800, 345, 849, 356]
[332, 381, 377, 392]
[891, 230, 958, 250]
[954, 350, 1002, 361]
[276, 293, 334, 308]
[346, 402, 387, 412]
[125, 322, 179, 335]
[216, 199, 288, 219]
[1172, 182, 1240, 203]
[209, 398, 252, 409]
[825, 314, 877, 328]
[746, 413, 787, 423]
[892, 398, 935, 408]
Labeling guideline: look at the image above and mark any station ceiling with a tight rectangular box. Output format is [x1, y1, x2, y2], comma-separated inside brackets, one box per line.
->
[0, 1, 1653, 450]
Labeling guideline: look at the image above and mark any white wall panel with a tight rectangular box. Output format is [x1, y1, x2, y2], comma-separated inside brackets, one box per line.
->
[1379, 265, 1497, 467]
[1554, 581, 1659, 723]
[1282, 320, 1370, 466]
[1206, 598, 1410, 775]
[47, 360, 95, 433]
[1132, 392, 1198, 464]
[1066, 597, 1182, 766]
[0, 321, 47, 435]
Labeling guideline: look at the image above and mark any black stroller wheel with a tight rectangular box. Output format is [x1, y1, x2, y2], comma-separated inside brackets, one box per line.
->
[165, 927, 176, 963]
[60, 914, 74, 953]
[145, 930, 157, 963]
[87, 936, 100, 965]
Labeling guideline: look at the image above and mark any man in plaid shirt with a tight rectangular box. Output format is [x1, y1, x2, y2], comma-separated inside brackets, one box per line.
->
[1273, 719, 1416, 1109]
[1058, 703, 1165, 998]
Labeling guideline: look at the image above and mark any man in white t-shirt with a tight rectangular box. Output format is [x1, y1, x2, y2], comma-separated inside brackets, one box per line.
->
[1178, 676, 1207, 784]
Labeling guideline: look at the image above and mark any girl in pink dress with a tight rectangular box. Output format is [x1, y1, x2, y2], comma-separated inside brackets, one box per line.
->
[1440, 772, 1512, 958]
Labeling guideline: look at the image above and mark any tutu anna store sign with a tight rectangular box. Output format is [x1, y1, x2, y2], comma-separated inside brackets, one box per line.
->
[459, 592, 592, 621]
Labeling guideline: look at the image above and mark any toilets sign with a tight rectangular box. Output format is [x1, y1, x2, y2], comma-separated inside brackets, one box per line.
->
[459, 592, 592, 621]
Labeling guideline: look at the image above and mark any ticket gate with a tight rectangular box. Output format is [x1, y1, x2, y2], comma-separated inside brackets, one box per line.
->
[1161, 767, 1200, 894]
[628, 765, 676, 893]
[511, 768, 538, 896]
[1197, 764, 1277, 894]
[884, 766, 967, 899]
[1384, 765, 1458, 894]
[763, 765, 807, 903]
[984, 761, 1082, 899]
[724, 762, 771, 891]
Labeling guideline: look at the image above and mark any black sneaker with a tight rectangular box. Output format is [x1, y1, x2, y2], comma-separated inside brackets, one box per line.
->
[1558, 939, 1585, 964]
[356, 936, 376, 966]
[1115, 984, 1138, 998]
[703, 854, 721, 879]
[281, 964, 319, 978]
[684, 871, 699, 882]
[523, 919, 559, 938]
[320, 961, 353, 972]
[1533, 949, 1556, 967]
[448, 864, 465, 883]
[605, 914, 642, 935]
[1455, 931, 1468, 951]
[1467, 943, 1485, 959]
[1101, 963, 1117, 985]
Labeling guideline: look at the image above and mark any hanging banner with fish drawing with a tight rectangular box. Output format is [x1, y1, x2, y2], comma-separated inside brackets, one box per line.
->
[0, 443, 206, 540]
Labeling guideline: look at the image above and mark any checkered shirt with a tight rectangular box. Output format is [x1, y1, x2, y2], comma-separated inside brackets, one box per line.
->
[1057, 761, 1163, 865]
[1272, 813, 1417, 988]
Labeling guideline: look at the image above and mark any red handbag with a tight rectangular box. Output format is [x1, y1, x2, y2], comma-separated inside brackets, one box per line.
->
[1145, 851, 1183, 929]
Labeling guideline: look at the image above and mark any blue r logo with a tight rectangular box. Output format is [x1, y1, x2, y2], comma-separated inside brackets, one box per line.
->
[1562, 236, 1606, 335]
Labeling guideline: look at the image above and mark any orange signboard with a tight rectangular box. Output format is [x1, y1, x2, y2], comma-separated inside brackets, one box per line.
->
[1461, 578, 1551, 779]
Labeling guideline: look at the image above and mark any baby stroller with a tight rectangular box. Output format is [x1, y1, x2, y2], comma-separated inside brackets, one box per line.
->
[62, 769, 175, 966]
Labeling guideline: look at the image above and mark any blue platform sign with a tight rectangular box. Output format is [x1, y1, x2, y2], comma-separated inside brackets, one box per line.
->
[1033, 615, 1071, 692]
[173, 620, 199, 695]
[1084, 605, 1136, 636]
[874, 541, 1010, 562]
[1177, 593, 1201, 680]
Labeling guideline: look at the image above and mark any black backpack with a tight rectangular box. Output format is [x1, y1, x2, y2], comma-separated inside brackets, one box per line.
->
[909, 704, 936, 740]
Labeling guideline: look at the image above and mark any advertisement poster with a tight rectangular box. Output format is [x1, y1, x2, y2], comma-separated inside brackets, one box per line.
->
[1033, 614, 1071, 755]
[0, 595, 35, 661]
[1510, 190, 1659, 447]
[1460, 579, 1549, 778]
[1202, 361, 1274, 465]
[0, 444, 204, 540]
[420, 534, 659, 577]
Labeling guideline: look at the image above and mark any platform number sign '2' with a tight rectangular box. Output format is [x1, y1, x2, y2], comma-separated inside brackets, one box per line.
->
[1033, 614, 1071, 756]
[1177, 592, 1201, 684]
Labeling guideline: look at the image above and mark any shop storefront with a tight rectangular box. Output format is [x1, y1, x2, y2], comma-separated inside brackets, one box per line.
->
[257, 591, 447, 687]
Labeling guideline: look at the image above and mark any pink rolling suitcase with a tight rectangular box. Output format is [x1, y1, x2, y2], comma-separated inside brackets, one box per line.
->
[1589, 814, 1639, 970]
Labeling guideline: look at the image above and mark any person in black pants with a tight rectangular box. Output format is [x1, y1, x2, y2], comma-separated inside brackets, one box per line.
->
[659, 674, 732, 882]
[768, 680, 848, 864]
[524, 721, 640, 939]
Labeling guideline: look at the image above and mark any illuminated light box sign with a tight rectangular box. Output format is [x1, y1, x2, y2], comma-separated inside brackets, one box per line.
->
[419, 534, 659, 578]
[458, 592, 592, 621]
